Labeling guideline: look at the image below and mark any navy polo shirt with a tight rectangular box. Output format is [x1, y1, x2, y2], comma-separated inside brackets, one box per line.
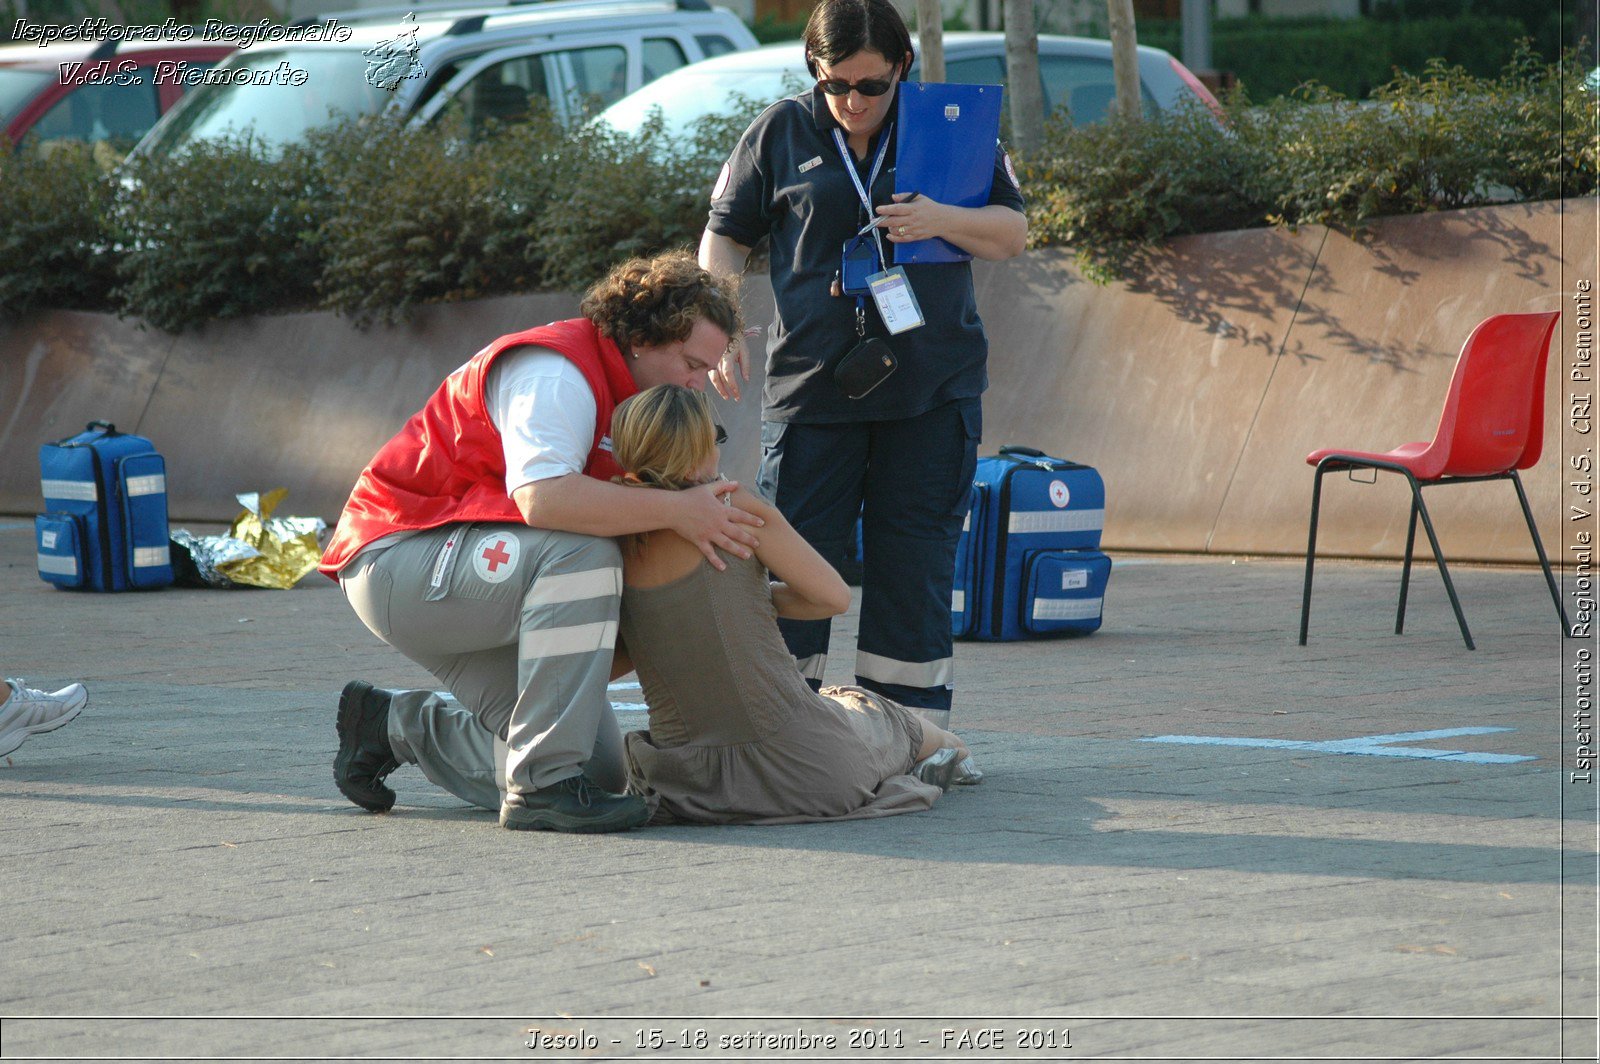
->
[708, 86, 1025, 424]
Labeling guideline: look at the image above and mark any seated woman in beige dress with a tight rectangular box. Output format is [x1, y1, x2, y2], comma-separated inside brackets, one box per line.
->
[610, 384, 977, 825]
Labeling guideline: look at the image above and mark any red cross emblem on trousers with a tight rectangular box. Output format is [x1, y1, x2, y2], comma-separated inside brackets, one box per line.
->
[471, 531, 519, 584]
[481, 539, 512, 572]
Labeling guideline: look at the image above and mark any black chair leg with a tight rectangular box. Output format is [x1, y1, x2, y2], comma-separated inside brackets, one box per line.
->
[1510, 469, 1573, 635]
[1396, 495, 1420, 635]
[1410, 477, 1474, 650]
[1299, 465, 1329, 646]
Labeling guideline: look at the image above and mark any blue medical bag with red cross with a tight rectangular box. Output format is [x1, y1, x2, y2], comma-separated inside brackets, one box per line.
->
[951, 446, 1110, 640]
[36, 420, 173, 591]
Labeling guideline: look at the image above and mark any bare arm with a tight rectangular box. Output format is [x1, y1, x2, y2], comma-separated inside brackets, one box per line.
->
[513, 473, 761, 571]
[728, 488, 850, 619]
[874, 197, 1028, 261]
[699, 228, 751, 277]
[698, 229, 755, 401]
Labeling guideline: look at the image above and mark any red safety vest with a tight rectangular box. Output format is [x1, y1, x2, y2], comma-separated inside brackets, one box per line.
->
[320, 318, 637, 577]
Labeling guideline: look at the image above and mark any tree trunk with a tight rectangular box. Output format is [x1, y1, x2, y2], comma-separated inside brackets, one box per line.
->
[916, 0, 945, 83]
[1106, 0, 1140, 123]
[1003, 0, 1043, 153]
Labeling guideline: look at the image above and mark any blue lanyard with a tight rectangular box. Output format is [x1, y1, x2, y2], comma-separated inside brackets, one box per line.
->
[832, 125, 892, 267]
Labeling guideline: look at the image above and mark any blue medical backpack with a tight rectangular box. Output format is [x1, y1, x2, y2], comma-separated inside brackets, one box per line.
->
[952, 446, 1111, 640]
[36, 421, 173, 591]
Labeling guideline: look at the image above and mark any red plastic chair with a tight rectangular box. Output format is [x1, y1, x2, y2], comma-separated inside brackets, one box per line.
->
[1298, 311, 1568, 650]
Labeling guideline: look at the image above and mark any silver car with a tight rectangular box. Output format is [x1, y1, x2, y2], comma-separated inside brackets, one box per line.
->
[597, 31, 1223, 139]
[132, 0, 758, 159]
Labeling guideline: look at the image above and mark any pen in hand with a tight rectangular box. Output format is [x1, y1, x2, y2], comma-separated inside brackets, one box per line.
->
[871, 191, 921, 234]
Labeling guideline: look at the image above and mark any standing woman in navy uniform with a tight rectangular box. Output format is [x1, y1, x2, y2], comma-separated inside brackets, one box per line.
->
[699, 0, 1027, 742]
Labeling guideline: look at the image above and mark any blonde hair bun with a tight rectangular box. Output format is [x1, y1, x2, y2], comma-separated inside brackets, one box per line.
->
[610, 385, 720, 492]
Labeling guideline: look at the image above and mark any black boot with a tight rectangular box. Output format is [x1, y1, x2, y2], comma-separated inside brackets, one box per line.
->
[334, 680, 400, 812]
[500, 775, 649, 833]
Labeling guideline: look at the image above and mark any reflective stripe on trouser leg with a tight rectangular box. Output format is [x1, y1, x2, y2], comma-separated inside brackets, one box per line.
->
[504, 534, 624, 795]
[386, 678, 625, 807]
[794, 653, 828, 683]
[338, 536, 510, 811]
[760, 418, 869, 691]
[386, 688, 503, 812]
[339, 524, 625, 807]
[855, 650, 954, 690]
[855, 399, 979, 713]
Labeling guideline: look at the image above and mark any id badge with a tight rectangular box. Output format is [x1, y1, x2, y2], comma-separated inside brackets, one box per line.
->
[841, 234, 880, 295]
[865, 266, 925, 335]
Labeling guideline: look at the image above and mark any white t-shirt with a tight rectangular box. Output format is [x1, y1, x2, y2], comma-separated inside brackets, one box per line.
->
[343, 348, 596, 572]
[485, 347, 598, 495]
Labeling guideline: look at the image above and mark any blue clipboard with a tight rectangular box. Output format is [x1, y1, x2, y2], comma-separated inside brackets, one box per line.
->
[893, 81, 1003, 265]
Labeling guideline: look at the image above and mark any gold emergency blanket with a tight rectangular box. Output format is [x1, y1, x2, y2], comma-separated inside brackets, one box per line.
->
[217, 488, 326, 589]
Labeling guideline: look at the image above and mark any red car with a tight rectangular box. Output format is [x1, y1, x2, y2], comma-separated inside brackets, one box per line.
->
[0, 38, 235, 151]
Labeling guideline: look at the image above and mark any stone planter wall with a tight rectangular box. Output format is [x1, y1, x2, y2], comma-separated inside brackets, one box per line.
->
[1, 198, 1590, 563]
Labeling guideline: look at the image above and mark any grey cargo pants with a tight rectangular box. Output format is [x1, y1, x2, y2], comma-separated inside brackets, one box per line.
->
[339, 522, 626, 809]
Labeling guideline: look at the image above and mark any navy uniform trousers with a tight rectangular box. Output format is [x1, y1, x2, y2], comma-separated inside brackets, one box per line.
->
[757, 398, 980, 713]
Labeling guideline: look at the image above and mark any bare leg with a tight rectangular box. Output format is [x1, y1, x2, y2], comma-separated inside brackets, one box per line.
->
[907, 705, 982, 785]
[916, 720, 968, 762]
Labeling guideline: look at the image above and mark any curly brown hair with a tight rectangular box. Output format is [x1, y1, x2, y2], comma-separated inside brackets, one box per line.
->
[580, 250, 742, 355]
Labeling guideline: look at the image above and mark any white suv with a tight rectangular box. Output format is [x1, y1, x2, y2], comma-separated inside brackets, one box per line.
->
[133, 0, 756, 158]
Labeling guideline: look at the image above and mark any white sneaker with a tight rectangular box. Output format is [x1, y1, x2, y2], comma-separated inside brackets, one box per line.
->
[912, 746, 961, 791]
[0, 679, 87, 758]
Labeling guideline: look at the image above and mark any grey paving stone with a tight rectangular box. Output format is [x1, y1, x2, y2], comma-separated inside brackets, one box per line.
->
[0, 520, 1594, 1061]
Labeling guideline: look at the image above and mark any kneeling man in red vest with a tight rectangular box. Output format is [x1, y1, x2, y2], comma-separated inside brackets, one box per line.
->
[319, 251, 761, 832]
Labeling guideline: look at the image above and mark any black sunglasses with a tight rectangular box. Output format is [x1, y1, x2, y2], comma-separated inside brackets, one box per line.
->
[714, 424, 728, 445]
[816, 74, 896, 97]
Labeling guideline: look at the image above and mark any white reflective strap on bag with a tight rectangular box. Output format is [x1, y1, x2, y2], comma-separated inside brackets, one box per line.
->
[41, 479, 97, 502]
[1008, 508, 1105, 534]
[1033, 597, 1103, 621]
[951, 589, 965, 611]
[125, 474, 167, 497]
[132, 546, 168, 569]
[37, 554, 78, 576]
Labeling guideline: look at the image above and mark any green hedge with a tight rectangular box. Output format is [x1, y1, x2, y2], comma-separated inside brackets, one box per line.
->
[0, 101, 759, 331]
[0, 142, 119, 317]
[1370, 0, 1574, 61]
[1137, 14, 1539, 100]
[0, 48, 1590, 328]
[310, 113, 560, 328]
[114, 136, 326, 332]
[1025, 45, 1597, 282]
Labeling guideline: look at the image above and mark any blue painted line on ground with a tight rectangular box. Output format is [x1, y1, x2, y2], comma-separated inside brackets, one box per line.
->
[1349, 727, 1515, 743]
[610, 678, 645, 713]
[1142, 726, 1535, 764]
[0, 522, 31, 531]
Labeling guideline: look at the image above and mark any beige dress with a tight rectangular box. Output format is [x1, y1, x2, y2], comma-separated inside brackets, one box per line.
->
[621, 552, 941, 825]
